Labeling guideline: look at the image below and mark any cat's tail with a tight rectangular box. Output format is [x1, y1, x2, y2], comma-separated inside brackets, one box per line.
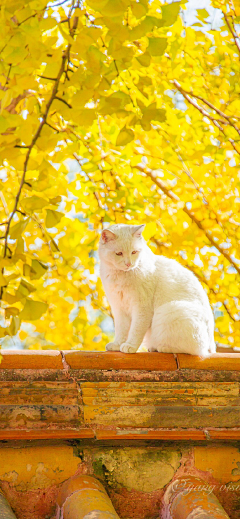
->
[149, 300, 214, 356]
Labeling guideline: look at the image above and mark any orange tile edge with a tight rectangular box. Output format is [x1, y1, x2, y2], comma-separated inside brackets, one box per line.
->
[95, 428, 240, 440]
[0, 428, 239, 440]
[0, 350, 240, 371]
[95, 430, 206, 440]
[0, 429, 95, 440]
[177, 353, 240, 371]
[0, 350, 63, 369]
[64, 351, 178, 371]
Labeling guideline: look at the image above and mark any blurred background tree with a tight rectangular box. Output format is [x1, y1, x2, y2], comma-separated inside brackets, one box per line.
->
[0, 0, 240, 350]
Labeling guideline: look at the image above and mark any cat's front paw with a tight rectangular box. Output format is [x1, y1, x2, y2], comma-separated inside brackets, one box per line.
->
[120, 343, 138, 354]
[106, 342, 120, 351]
[148, 345, 158, 352]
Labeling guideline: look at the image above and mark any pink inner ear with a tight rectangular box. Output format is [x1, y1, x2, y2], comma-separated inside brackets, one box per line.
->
[133, 225, 145, 238]
[101, 230, 116, 243]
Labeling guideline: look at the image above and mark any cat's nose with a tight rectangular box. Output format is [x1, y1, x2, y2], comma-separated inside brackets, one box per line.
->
[125, 263, 131, 268]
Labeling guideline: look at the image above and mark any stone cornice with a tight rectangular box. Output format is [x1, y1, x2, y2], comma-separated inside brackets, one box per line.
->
[0, 351, 240, 441]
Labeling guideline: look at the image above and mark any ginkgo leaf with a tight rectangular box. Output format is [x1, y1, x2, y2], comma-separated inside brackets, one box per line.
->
[22, 196, 49, 212]
[46, 209, 64, 228]
[1, 90, 12, 112]
[99, 92, 131, 115]
[10, 218, 30, 240]
[86, 0, 111, 11]
[147, 38, 167, 56]
[49, 196, 62, 205]
[0, 115, 9, 133]
[77, 109, 96, 126]
[15, 279, 36, 300]
[197, 8, 209, 19]
[1, 291, 21, 305]
[30, 260, 48, 280]
[0, 326, 10, 339]
[143, 222, 157, 240]
[142, 103, 166, 124]
[161, 2, 181, 26]
[8, 316, 21, 336]
[116, 128, 134, 146]
[5, 307, 19, 319]
[136, 52, 151, 67]
[23, 265, 31, 277]
[97, 0, 126, 16]
[131, 2, 147, 19]
[58, 24, 74, 44]
[20, 300, 48, 321]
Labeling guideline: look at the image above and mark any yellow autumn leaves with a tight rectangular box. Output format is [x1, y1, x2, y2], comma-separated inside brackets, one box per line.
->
[0, 0, 239, 350]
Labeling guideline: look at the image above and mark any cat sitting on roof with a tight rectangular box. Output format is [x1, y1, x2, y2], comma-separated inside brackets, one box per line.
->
[98, 224, 215, 355]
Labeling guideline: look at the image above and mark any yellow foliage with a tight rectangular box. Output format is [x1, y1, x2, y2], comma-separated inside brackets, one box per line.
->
[0, 0, 239, 350]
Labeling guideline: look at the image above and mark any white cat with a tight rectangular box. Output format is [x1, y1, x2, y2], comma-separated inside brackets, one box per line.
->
[99, 224, 216, 355]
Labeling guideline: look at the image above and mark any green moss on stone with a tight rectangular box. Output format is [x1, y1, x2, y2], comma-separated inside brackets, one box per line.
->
[92, 458, 107, 479]
[91, 447, 181, 492]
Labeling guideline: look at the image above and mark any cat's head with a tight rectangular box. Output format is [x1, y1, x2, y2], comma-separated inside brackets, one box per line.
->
[99, 224, 145, 271]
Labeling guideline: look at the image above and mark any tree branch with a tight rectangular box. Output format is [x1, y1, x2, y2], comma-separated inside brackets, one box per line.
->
[223, 12, 240, 57]
[173, 80, 240, 156]
[0, 2, 81, 299]
[135, 164, 240, 276]
[2, 55, 67, 260]
[175, 85, 240, 138]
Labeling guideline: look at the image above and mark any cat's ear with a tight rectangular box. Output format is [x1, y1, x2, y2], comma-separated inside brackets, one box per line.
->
[131, 224, 145, 238]
[101, 229, 116, 244]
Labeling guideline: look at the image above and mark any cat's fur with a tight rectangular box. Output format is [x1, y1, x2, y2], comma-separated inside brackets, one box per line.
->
[99, 224, 216, 355]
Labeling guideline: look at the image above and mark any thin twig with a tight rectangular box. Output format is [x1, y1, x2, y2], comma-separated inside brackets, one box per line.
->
[14, 145, 30, 149]
[55, 96, 72, 109]
[176, 86, 240, 138]
[37, 75, 58, 81]
[3, 64, 12, 88]
[73, 153, 104, 209]
[45, 121, 60, 132]
[18, 13, 38, 26]
[163, 141, 228, 234]
[173, 80, 225, 127]
[223, 12, 240, 57]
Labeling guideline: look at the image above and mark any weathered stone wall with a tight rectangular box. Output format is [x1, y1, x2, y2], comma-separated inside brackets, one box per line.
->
[1, 350, 240, 441]
[0, 350, 240, 518]
[0, 439, 240, 519]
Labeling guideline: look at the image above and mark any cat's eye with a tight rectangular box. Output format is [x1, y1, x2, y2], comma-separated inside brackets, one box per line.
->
[116, 252, 123, 256]
[132, 251, 138, 254]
